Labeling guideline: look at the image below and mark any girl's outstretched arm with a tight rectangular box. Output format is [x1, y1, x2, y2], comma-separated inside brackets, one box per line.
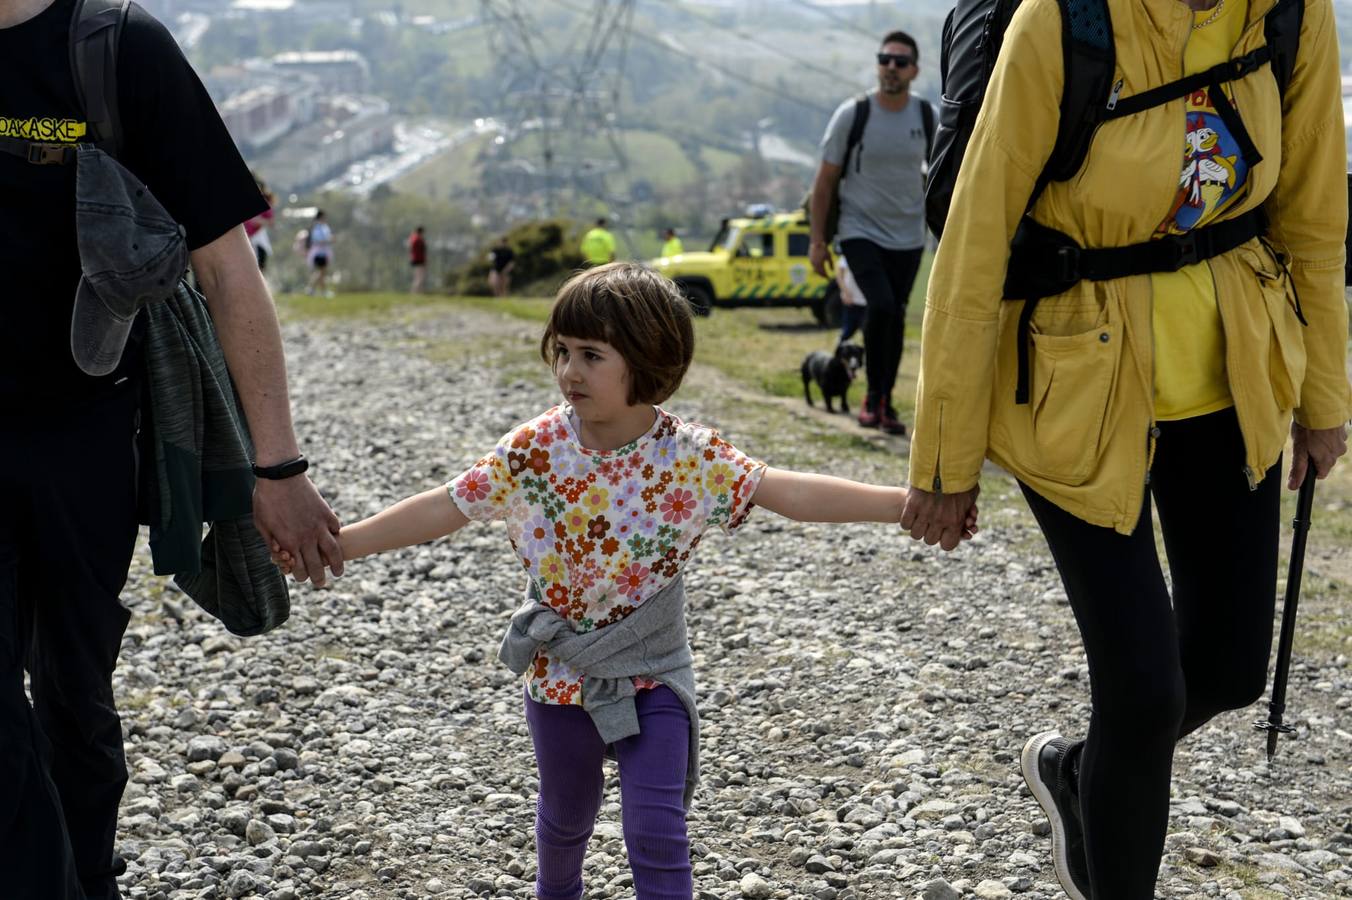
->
[751, 468, 979, 535]
[339, 486, 471, 561]
[751, 468, 906, 523]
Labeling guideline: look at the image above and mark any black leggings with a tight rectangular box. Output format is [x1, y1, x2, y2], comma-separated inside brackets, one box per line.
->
[838, 240, 923, 400]
[1020, 408, 1279, 900]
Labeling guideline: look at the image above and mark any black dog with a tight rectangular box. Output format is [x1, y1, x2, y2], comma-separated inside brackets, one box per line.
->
[801, 342, 865, 414]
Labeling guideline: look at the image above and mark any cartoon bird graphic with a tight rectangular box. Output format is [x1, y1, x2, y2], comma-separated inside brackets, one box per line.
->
[1188, 118, 1238, 197]
[1158, 114, 1240, 235]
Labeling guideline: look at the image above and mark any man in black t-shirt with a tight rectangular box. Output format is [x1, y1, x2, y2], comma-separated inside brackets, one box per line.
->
[0, 2, 343, 897]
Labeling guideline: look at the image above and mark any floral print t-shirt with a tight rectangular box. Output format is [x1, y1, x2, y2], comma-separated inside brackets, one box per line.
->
[448, 405, 766, 705]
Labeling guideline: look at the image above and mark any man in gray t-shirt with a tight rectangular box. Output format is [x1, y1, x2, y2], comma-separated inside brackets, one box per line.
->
[809, 29, 933, 436]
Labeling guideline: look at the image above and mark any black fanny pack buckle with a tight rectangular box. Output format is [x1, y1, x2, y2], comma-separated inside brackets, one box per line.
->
[27, 142, 72, 165]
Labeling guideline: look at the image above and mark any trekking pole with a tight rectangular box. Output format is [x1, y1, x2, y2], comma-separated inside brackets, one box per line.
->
[1253, 462, 1318, 761]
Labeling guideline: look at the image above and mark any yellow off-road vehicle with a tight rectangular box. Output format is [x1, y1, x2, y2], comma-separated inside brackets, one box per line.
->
[649, 208, 842, 325]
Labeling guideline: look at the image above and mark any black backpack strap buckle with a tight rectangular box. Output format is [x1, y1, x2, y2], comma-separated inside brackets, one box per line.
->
[1055, 244, 1082, 283]
[1229, 48, 1268, 80]
[27, 142, 75, 165]
[1172, 232, 1200, 268]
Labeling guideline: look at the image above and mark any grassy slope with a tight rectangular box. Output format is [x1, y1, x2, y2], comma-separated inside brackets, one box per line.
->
[391, 128, 748, 205]
[390, 133, 497, 201]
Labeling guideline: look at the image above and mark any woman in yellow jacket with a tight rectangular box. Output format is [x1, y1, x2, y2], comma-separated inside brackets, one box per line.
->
[902, 0, 1350, 897]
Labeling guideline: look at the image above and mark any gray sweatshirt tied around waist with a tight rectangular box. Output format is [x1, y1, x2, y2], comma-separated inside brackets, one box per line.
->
[498, 576, 700, 808]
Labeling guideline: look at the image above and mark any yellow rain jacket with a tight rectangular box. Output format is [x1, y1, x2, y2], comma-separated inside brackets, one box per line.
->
[910, 0, 1352, 534]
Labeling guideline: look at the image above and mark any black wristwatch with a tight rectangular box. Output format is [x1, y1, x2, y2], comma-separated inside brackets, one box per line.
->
[252, 455, 309, 480]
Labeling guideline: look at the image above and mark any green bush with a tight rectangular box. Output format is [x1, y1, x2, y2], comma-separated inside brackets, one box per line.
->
[452, 220, 587, 296]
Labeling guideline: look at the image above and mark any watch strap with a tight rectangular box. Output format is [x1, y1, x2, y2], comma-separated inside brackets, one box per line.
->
[252, 455, 309, 480]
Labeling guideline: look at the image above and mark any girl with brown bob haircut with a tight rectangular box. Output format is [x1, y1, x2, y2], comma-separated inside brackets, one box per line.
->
[276, 261, 976, 899]
[540, 262, 694, 405]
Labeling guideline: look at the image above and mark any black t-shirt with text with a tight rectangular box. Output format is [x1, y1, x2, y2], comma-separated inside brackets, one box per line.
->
[0, 0, 266, 410]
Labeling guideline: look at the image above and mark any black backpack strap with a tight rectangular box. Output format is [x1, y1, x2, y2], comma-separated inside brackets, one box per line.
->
[0, 0, 126, 166]
[1034, 0, 1115, 196]
[842, 94, 871, 176]
[1075, 0, 1303, 185]
[69, 0, 129, 159]
[1102, 49, 1272, 121]
[1102, 48, 1271, 169]
[1265, 0, 1304, 100]
[1007, 0, 1115, 398]
[919, 98, 936, 159]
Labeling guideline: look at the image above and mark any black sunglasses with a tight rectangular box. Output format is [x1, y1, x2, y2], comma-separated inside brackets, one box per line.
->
[876, 53, 915, 68]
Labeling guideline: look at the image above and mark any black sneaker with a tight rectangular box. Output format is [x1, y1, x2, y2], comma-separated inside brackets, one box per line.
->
[1022, 731, 1091, 900]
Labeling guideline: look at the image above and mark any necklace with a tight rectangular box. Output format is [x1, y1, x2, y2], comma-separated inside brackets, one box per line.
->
[1193, 0, 1225, 29]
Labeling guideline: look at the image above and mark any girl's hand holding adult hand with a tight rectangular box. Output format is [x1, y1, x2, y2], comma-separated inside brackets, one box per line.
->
[254, 475, 343, 587]
[270, 543, 316, 585]
[1289, 422, 1349, 489]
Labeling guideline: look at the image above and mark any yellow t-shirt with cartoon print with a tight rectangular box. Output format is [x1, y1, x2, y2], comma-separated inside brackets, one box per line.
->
[1149, 0, 1249, 421]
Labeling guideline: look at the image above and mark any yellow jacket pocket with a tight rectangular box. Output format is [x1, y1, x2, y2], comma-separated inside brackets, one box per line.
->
[991, 294, 1124, 487]
[1235, 245, 1307, 413]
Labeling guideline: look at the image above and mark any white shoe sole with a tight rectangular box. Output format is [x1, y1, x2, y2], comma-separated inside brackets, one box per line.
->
[1022, 731, 1089, 900]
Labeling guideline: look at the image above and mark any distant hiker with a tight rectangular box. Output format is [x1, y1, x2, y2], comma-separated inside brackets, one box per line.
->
[306, 210, 334, 297]
[488, 236, 515, 298]
[409, 225, 428, 294]
[245, 175, 275, 273]
[581, 217, 617, 267]
[834, 251, 867, 345]
[660, 227, 684, 257]
[809, 29, 934, 436]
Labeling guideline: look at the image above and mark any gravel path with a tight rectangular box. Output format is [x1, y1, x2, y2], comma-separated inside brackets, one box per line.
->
[112, 304, 1351, 900]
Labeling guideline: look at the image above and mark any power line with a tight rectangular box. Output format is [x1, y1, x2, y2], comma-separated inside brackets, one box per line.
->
[547, 0, 834, 117]
[478, 0, 640, 234]
[480, 0, 838, 237]
[657, 0, 862, 91]
[480, 0, 561, 210]
[782, 0, 880, 42]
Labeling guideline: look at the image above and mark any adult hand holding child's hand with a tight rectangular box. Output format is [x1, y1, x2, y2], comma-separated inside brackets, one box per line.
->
[900, 484, 980, 551]
[254, 476, 343, 586]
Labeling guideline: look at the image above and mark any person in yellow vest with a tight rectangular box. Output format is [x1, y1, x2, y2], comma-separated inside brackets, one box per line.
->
[580, 218, 617, 267]
[901, 2, 1350, 899]
[660, 227, 684, 258]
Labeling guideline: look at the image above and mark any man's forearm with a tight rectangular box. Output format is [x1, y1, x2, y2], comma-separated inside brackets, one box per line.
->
[192, 226, 300, 465]
[809, 171, 837, 246]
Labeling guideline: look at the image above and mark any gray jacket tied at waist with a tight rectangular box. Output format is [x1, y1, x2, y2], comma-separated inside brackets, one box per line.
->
[499, 576, 700, 807]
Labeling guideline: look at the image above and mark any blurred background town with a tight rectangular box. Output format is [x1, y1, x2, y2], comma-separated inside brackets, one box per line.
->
[147, 0, 1352, 295]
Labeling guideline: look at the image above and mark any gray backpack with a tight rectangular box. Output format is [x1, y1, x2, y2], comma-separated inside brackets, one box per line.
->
[71, 0, 130, 158]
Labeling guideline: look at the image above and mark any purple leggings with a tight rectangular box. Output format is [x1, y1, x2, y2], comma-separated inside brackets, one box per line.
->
[524, 685, 692, 900]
